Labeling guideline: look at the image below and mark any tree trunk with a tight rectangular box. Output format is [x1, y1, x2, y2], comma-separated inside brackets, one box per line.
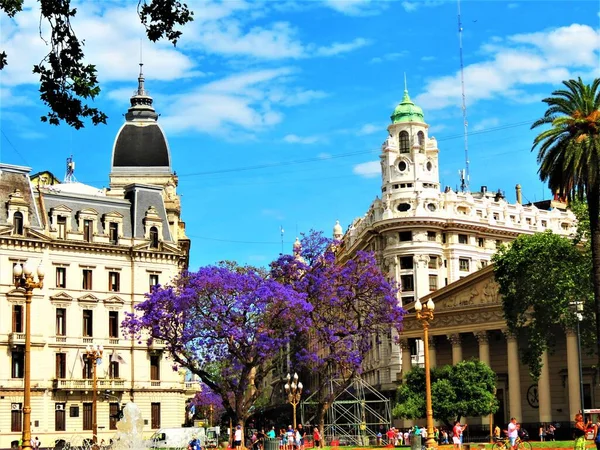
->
[588, 190, 600, 374]
[319, 415, 326, 448]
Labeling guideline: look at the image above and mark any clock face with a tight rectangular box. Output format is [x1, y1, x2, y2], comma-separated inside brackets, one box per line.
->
[399, 161, 407, 172]
[427, 203, 436, 212]
[527, 384, 539, 408]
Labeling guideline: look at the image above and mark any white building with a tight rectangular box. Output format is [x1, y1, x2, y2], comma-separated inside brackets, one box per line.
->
[0, 67, 195, 447]
[337, 89, 576, 396]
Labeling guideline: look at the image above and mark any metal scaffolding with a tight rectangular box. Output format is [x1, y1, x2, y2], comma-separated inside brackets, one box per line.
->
[300, 377, 391, 446]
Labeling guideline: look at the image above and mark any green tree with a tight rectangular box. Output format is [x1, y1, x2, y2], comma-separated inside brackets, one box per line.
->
[393, 360, 498, 427]
[531, 78, 600, 366]
[0, 0, 193, 129]
[492, 231, 592, 378]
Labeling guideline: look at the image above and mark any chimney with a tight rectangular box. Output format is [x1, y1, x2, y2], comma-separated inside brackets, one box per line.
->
[515, 184, 522, 204]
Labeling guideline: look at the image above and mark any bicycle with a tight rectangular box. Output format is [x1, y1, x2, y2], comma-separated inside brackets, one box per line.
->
[491, 436, 532, 450]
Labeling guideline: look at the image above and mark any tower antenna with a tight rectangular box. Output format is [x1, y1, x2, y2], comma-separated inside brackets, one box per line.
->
[64, 155, 77, 183]
[457, 0, 470, 192]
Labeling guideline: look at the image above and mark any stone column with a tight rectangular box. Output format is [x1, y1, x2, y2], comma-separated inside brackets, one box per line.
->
[566, 328, 582, 419]
[538, 350, 553, 423]
[428, 336, 437, 369]
[475, 331, 490, 365]
[505, 330, 523, 420]
[413, 254, 431, 302]
[448, 333, 463, 364]
[399, 338, 414, 427]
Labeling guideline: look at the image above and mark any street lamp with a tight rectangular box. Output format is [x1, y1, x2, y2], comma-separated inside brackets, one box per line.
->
[85, 344, 104, 443]
[414, 298, 437, 450]
[284, 372, 303, 429]
[13, 261, 44, 450]
[569, 301, 585, 415]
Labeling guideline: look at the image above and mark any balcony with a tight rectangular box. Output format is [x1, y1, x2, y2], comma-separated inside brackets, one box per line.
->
[148, 339, 166, 351]
[9, 332, 26, 346]
[52, 378, 126, 391]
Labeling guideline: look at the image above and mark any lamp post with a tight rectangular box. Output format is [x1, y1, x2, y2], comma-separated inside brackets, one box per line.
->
[85, 344, 104, 443]
[569, 301, 585, 414]
[13, 261, 44, 450]
[284, 372, 303, 429]
[414, 298, 437, 450]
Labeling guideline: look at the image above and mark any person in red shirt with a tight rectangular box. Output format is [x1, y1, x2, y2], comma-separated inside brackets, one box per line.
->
[386, 428, 396, 446]
[452, 422, 467, 450]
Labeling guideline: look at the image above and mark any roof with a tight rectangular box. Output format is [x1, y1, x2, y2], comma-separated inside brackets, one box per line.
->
[45, 182, 106, 197]
[112, 123, 171, 168]
[391, 90, 425, 124]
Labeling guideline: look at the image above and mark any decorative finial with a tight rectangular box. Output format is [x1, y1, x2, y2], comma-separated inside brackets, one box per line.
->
[404, 72, 408, 93]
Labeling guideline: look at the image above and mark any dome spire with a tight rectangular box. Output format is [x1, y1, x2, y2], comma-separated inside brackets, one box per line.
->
[391, 74, 425, 124]
[137, 62, 147, 97]
[126, 60, 158, 122]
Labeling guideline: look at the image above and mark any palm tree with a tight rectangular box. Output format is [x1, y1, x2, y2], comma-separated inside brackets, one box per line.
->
[532, 77, 600, 365]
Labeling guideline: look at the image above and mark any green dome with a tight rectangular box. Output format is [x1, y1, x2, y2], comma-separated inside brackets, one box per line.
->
[391, 90, 425, 124]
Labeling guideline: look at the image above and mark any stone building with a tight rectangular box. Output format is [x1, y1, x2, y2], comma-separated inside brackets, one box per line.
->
[0, 67, 194, 446]
[335, 88, 577, 423]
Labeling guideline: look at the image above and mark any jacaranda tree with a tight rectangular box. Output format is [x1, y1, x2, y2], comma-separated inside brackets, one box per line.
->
[271, 231, 404, 435]
[123, 263, 311, 426]
[187, 382, 225, 426]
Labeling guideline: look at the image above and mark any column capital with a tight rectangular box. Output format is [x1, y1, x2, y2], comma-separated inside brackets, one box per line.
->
[565, 327, 578, 337]
[502, 328, 518, 341]
[474, 331, 489, 344]
[447, 333, 462, 346]
[399, 338, 411, 350]
[428, 336, 436, 348]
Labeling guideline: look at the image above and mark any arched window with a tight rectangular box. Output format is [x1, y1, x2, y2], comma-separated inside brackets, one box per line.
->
[399, 131, 410, 153]
[149, 226, 159, 248]
[13, 212, 24, 235]
[417, 131, 425, 148]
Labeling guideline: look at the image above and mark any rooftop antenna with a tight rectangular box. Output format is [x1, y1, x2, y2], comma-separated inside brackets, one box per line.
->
[404, 72, 408, 92]
[64, 155, 77, 183]
[457, 0, 470, 192]
[280, 226, 284, 254]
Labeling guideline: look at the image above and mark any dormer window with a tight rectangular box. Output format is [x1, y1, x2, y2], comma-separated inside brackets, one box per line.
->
[13, 212, 24, 235]
[399, 131, 410, 153]
[83, 219, 93, 242]
[109, 223, 119, 245]
[149, 227, 159, 249]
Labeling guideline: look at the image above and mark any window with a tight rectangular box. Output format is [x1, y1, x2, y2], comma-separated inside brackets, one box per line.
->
[417, 131, 425, 147]
[109, 361, 120, 379]
[399, 131, 410, 153]
[427, 231, 436, 242]
[83, 219, 93, 242]
[55, 403, 66, 431]
[11, 403, 22, 432]
[428, 256, 438, 269]
[57, 216, 67, 239]
[399, 231, 412, 242]
[109, 403, 120, 430]
[400, 275, 414, 292]
[397, 203, 411, 212]
[149, 226, 159, 248]
[13, 304, 23, 333]
[150, 354, 160, 380]
[56, 353, 66, 379]
[83, 309, 93, 337]
[496, 240, 502, 248]
[109, 222, 119, 245]
[458, 234, 468, 244]
[109, 311, 119, 338]
[442, 233, 447, 244]
[83, 403, 92, 430]
[82, 359, 92, 379]
[82, 269, 93, 290]
[398, 161, 407, 172]
[399, 256, 413, 270]
[481, 260, 488, 268]
[459, 258, 470, 272]
[12, 351, 24, 378]
[151, 402, 161, 429]
[149, 274, 159, 292]
[56, 267, 66, 288]
[13, 211, 24, 235]
[478, 238, 485, 248]
[429, 274, 438, 291]
[56, 308, 66, 336]
[108, 271, 120, 292]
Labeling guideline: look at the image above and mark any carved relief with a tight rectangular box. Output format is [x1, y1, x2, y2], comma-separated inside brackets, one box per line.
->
[447, 333, 462, 346]
[413, 254, 430, 269]
[401, 310, 505, 333]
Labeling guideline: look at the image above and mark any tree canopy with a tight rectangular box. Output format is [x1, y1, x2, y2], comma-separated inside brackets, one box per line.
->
[122, 263, 311, 425]
[492, 231, 593, 378]
[271, 231, 404, 432]
[393, 360, 498, 427]
[0, 0, 193, 129]
[531, 77, 600, 366]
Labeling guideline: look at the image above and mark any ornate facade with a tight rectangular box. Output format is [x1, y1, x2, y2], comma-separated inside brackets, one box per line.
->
[336, 89, 576, 410]
[0, 66, 194, 446]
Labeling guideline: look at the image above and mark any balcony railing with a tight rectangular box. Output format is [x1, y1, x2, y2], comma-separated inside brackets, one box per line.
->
[9, 332, 26, 346]
[52, 378, 126, 391]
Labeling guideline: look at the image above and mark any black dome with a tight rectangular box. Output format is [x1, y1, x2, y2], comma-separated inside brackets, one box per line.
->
[112, 123, 170, 167]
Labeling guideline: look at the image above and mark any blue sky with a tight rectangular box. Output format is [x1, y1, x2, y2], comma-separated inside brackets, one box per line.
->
[1, 0, 599, 269]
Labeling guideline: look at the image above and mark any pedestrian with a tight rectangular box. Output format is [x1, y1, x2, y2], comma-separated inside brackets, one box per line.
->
[297, 424, 305, 450]
[376, 432, 382, 446]
[286, 425, 294, 450]
[313, 427, 321, 449]
[268, 427, 276, 439]
[452, 421, 466, 450]
[546, 424, 555, 441]
[33, 438, 41, 450]
[234, 425, 243, 450]
[539, 426, 544, 442]
[574, 413, 589, 450]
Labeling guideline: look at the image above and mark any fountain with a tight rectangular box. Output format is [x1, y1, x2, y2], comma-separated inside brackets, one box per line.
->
[111, 403, 146, 450]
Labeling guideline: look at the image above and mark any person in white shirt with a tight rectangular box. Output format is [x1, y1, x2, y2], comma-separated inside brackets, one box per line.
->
[234, 425, 243, 450]
[506, 418, 518, 450]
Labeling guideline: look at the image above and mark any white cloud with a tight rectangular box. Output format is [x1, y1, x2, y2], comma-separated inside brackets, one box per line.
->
[415, 24, 600, 111]
[421, 56, 436, 62]
[357, 123, 380, 135]
[370, 51, 408, 64]
[322, 0, 387, 16]
[353, 161, 380, 178]
[472, 118, 499, 132]
[318, 153, 332, 159]
[316, 38, 370, 57]
[283, 134, 323, 144]
[401, 1, 444, 12]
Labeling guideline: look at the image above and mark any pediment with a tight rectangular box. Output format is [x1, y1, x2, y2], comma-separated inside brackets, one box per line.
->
[51, 205, 73, 213]
[50, 291, 74, 302]
[79, 208, 99, 215]
[26, 228, 53, 241]
[78, 293, 99, 303]
[5, 288, 25, 300]
[104, 295, 125, 305]
[103, 211, 124, 219]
